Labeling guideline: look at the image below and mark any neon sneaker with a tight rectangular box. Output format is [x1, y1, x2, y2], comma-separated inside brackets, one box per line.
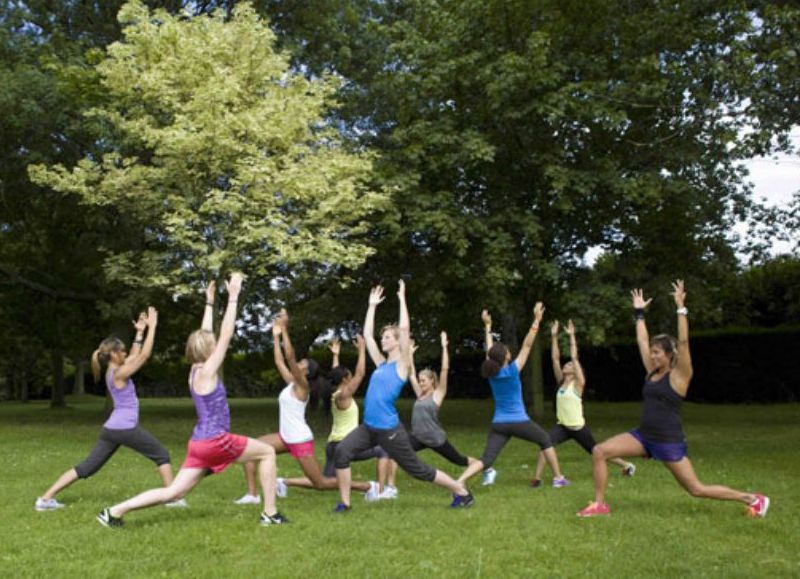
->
[276, 478, 288, 499]
[623, 464, 636, 477]
[35, 497, 65, 511]
[482, 467, 497, 486]
[577, 502, 610, 517]
[552, 476, 571, 488]
[233, 493, 261, 505]
[332, 502, 351, 513]
[449, 492, 475, 508]
[259, 511, 289, 525]
[165, 498, 188, 508]
[530, 479, 542, 488]
[747, 494, 770, 518]
[365, 481, 381, 502]
[96, 507, 124, 528]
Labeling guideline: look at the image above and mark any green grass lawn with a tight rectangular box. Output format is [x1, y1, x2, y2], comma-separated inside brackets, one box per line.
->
[2, 397, 798, 578]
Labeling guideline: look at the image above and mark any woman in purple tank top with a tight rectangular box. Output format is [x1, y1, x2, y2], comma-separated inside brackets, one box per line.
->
[578, 280, 769, 518]
[36, 308, 180, 512]
[97, 273, 288, 528]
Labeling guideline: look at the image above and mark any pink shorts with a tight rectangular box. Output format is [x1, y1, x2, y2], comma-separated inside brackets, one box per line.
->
[279, 434, 315, 459]
[182, 432, 248, 474]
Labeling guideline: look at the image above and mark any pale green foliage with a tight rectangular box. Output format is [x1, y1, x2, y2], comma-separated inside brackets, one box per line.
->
[29, 1, 385, 294]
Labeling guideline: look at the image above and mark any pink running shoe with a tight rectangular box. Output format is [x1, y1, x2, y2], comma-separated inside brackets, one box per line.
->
[747, 494, 770, 518]
[577, 502, 610, 517]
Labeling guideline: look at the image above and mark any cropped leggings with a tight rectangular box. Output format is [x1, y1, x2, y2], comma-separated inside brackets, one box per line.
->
[74, 426, 171, 478]
[479, 420, 553, 469]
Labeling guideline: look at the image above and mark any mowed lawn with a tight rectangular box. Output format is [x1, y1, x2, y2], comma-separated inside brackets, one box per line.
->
[2, 396, 798, 578]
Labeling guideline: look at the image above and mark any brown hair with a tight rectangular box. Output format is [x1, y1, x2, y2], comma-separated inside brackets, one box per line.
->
[186, 329, 216, 364]
[481, 342, 509, 378]
[91, 337, 125, 382]
[650, 334, 678, 367]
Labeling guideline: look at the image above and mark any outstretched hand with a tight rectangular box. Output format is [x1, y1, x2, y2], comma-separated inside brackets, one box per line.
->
[225, 272, 244, 299]
[631, 288, 652, 309]
[146, 306, 158, 328]
[397, 279, 406, 300]
[481, 309, 492, 327]
[133, 311, 147, 333]
[671, 279, 686, 307]
[550, 320, 559, 337]
[354, 334, 365, 351]
[205, 280, 216, 304]
[565, 319, 575, 336]
[328, 337, 341, 356]
[369, 285, 385, 307]
[533, 302, 545, 323]
[441, 331, 448, 349]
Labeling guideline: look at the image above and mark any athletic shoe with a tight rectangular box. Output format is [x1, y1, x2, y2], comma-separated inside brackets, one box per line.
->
[482, 467, 497, 486]
[259, 511, 289, 526]
[165, 498, 188, 508]
[577, 502, 610, 517]
[552, 476, 571, 488]
[96, 507, 124, 528]
[365, 481, 381, 502]
[747, 494, 770, 518]
[379, 485, 398, 500]
[449, 492, 475, 509]
[623, 464, 636, 477]
[233, 493, 261, 505]
[276, 478, 288, 498]
[332, 503, 351, 513]
[530, 479, 542, 488]
[35, 497, 65, 511]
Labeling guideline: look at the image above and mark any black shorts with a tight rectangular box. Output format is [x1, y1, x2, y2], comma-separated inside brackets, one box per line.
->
[479, 420, 552, 469]
[74, 426, 171, 479]
[548, 424, 596, 454]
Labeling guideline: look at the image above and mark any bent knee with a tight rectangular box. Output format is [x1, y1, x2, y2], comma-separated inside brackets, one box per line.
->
[592, 445, 608, 460]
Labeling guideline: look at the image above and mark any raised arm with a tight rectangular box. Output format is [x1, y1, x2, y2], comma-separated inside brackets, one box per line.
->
[128, 312, 147, 359]
[280, 311, 310, 395]
[515, 302, 544, 370]
[433, 331, 449, 406]
[202, 281, 216, 332]
[272, 311, 295, 385]
[407, 339, 421, 398]
[336, 335, 367, 403]
[481, 309, 493, 354]
[329, 337, 341, 369]
[565, 319, 586, 391]
[396, 280, 411, 381]
[116, 308, 157, 384]
[670, 279, 693, 395]
[631, 288, 654, 374]
[197, 272, 242, 385]
[550, 320, 563, 385]
[363, 285, 386, 367]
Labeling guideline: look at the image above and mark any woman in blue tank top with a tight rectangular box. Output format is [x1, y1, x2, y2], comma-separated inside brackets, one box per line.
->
[332, 281, 475, 511]
[578, 280, 769, 518]
[457, 303, 569, 488]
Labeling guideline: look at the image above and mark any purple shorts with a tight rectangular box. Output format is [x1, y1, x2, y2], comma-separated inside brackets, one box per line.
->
[629, 429, 687, 463]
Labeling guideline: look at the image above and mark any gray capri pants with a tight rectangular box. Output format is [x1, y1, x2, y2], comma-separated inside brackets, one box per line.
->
[74, 426, 171, 478]
[479, 420, 553, 469]
[334, 423, 437, 482]
[323, 441, 388, 478]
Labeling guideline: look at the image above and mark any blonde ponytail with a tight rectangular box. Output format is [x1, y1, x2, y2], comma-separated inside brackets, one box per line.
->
[91, 337, 125, 383]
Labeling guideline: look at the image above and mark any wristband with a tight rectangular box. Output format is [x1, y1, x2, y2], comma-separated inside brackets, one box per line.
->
[205, 302, 214, 307]
[134, 339, 143, 346]
[634, 308, 645, 320]
[676, 307, 688, 316]
[531, 323, 540, 331]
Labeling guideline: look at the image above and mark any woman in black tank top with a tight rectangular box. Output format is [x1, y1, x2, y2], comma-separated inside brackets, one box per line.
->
[577, 280, 769, 518]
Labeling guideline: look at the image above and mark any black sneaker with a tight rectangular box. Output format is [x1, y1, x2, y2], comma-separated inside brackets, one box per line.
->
[259, 511, 289, 526]
[96, 508, 124, 528]
[332, 502, 351, 514]
[449, 492, 475, 509]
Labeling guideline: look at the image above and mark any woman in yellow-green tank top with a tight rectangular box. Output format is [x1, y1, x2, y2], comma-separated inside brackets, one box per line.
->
[530, 320, 636, 487]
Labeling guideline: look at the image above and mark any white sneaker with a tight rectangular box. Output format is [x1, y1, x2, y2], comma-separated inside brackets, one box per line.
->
[482, 467, 497, 486]
[35, 497, 65, 511]
[364, 481, 381, 502]
[233, 493, 261, 505]
[623, 463, 636, 477]
[379, 485, 398, 500]
[276, 478, 288, 498]
[165, 498, 188, 508]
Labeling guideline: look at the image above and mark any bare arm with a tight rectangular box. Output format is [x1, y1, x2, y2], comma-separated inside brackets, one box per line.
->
[201, 281, 216, 332]
[195, 273, 242, 392]
[364, 286, 386, 366]
[631, 288, 655, 374]
[329, 338, 341, 369]
[407, 340, 421, 398]
[433, 331, 449, 406]
[550, 321, 563, 385]
[272, 313, 295, 385]
[336, 335, 366, 405]
[116, 308, 157, 384]
[670, 279, 693, 395]
[396, 280, 411, 381]
[127, 312, 146, 360]
[481, 310, 493, 354]
[565, 319, 586, 391]
[280, 311, 310, 397]
[515, 302, 544, 370]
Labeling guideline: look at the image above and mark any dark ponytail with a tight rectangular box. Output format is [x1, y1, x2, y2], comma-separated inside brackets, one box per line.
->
[481, 343, 508, 378]
[305, 359, 328, 411]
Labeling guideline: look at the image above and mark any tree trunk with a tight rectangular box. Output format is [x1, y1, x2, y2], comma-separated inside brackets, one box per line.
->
[530, 335, 544, 422]
[51, 348, 66, 408]
[74, 359, 86, 395]
[20, 368, 29, 403]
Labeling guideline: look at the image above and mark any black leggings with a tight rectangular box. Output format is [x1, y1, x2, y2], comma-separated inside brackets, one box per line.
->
[548, 424, 596, 454]
[479, 420, 552, 469]
[74, 426, 171, 479]
[334, 423, 436, 482]
[323, 441, 388, 478]
[408, 434, 470, 467]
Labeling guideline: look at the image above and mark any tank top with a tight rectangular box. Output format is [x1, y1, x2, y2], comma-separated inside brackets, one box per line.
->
[363, 360, 406, 430]
[278, 384, 313, 444]
[639, 371, 685, 443]
[411, 395, 446, 447]
[190, 367, 231, 441]
[489, 361, 530, 423]
[556, 380, 585, 429]
[329, 393, 359, 442]
[104, 368, 139, 429]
